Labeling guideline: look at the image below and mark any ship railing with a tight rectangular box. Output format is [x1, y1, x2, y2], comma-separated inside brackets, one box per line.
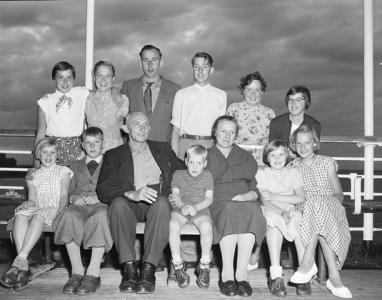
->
[1, 130, 382, 235]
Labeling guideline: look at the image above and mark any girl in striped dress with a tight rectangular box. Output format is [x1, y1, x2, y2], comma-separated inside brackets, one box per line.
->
[0, 137, 73, 291]
[289, 125, 352, 299]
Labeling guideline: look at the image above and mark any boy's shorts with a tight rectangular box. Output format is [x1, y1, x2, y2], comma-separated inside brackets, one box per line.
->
[171, 207, 211, 223]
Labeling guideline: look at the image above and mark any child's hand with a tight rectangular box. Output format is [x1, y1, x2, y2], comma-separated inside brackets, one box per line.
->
[187, 205, 197, 217]
[25, 168, 37, 181]
[15, 200, 35, 212]
[85, 196, 99, 205]
[72, 196, 86, 206]
[181, 205, 190, 216]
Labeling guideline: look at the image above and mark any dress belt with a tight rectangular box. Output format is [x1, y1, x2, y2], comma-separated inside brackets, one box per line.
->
[180, 134, 213, 141]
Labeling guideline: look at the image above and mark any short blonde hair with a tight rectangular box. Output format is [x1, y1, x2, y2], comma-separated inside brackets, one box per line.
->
[34, 137, 59, 160]
[185, 145, 208, 161]
[289, 125, 320, 153]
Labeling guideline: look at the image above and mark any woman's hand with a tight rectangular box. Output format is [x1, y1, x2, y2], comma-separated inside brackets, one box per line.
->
[15, 200, 36, 212]
[261, 191, 274, 201]
[232, 191, 258, 202]
[282, 210, 291, 224]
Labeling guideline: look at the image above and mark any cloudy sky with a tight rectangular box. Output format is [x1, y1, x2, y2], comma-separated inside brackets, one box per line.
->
[0, 0, 381, 167]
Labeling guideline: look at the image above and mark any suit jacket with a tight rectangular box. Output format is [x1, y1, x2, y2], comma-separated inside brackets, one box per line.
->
[69, 158, 102, 201]
[121, 76, 180, 142]
[269, 113, 321, 144]
[96, 141, 185, 203]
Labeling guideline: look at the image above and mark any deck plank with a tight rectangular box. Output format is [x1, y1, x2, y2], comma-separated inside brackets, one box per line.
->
[0, 265, 381, 300]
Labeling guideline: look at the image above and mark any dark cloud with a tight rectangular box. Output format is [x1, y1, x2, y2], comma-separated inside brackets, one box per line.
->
[0, 0, 381, 143]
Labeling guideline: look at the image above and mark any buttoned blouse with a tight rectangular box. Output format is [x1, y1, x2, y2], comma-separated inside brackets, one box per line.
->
[37, 86, 89, 137]
[85, 92, 129, 151]
[171, 83, 227, 136]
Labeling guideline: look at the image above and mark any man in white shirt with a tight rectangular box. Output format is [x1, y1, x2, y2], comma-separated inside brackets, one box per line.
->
[171, 52, 227, 160]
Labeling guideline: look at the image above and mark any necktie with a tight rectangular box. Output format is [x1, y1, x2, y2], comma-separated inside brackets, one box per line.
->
[56, 95, 73, 112]
[87, 160, 98, 176]
[143, 82, 154, 117]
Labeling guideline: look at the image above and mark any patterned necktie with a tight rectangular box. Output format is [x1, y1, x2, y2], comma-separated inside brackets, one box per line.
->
[87, 160, 98, 176]
[56, 95, 73, 112]
[143, 82, 154, 117]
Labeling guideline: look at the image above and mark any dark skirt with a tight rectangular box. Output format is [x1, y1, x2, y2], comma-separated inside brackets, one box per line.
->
[210, 199, 266, 245]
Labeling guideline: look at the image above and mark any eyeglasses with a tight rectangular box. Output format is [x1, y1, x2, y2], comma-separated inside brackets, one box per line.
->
[288, 98, 305, 103]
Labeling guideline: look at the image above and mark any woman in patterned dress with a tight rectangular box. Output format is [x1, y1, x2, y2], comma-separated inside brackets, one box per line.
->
[226, 71, 275, 270]
[1, 137, 73, 291]
[85, 60, 129, 152]
[226, 71, 275, 166]
[289, 125, 352, 299]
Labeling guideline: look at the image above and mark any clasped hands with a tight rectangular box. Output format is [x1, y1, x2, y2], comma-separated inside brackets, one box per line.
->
[168, 194, 197, 217]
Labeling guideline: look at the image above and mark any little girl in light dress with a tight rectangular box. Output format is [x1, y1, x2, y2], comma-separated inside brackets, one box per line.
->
[256, 140, 306, 297]
[1, 137, 73, 291]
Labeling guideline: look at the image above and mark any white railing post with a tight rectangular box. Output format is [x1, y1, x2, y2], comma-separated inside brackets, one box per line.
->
[363, 0, 374, 242]
[85, 0, 95, 90]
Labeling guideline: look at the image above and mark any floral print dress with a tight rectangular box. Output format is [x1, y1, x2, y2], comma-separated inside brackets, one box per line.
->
[227, 101, 275, 166]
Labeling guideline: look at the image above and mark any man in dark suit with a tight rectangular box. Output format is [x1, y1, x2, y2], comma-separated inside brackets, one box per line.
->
[121, 44, 180, 142]
[96, 111, 185, 294]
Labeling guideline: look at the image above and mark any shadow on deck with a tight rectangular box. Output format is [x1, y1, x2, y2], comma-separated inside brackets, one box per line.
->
[0, 265, 381, 300]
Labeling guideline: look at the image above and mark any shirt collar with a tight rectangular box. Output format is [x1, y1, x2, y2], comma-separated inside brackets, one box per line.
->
[86, 155, 103, 164]
[142, 76, 161, 89]
[55, 88, 74, 98]
[193, 83, 211, 90]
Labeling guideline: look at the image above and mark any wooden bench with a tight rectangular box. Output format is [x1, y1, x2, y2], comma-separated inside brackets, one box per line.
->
[4, 221, 201, 264]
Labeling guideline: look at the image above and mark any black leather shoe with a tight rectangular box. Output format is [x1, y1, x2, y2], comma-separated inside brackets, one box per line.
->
[173, 263, 190, 288]
[13, 269, 31, 291]
[0, 266, 19, 288]
[76, 275, 101, 295]
[296, 282, 312, 296]
[237, 280, 253, 296]
[63, 274, 83, 294]
[219, 280, 237, 296]
[269, 277, 287, 297]
[196, 263, 210, 288]
[137, 262, 156, 294]
[119, 261, 138, 293]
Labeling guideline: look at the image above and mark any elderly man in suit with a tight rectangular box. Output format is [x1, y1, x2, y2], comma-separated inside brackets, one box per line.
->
[121, 44, 180, 142]
[96, 111, 185, 294]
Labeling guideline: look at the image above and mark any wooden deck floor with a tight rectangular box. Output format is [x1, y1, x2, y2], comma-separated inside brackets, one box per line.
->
[0, 265, 381, 300]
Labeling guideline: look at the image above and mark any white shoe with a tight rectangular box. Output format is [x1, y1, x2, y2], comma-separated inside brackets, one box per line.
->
[326, 279, 352, 298]
[247, 262, 259, 272]
[290, 263, 318, 284]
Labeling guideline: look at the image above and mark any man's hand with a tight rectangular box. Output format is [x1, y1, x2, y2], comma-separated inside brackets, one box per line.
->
[125, 186, 158, 204]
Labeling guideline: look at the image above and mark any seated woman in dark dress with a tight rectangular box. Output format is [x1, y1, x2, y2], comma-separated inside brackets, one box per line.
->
[207, 115, 266, 297]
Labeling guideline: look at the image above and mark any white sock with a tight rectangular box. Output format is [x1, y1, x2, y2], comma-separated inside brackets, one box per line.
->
[270, 265, 283, 280]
